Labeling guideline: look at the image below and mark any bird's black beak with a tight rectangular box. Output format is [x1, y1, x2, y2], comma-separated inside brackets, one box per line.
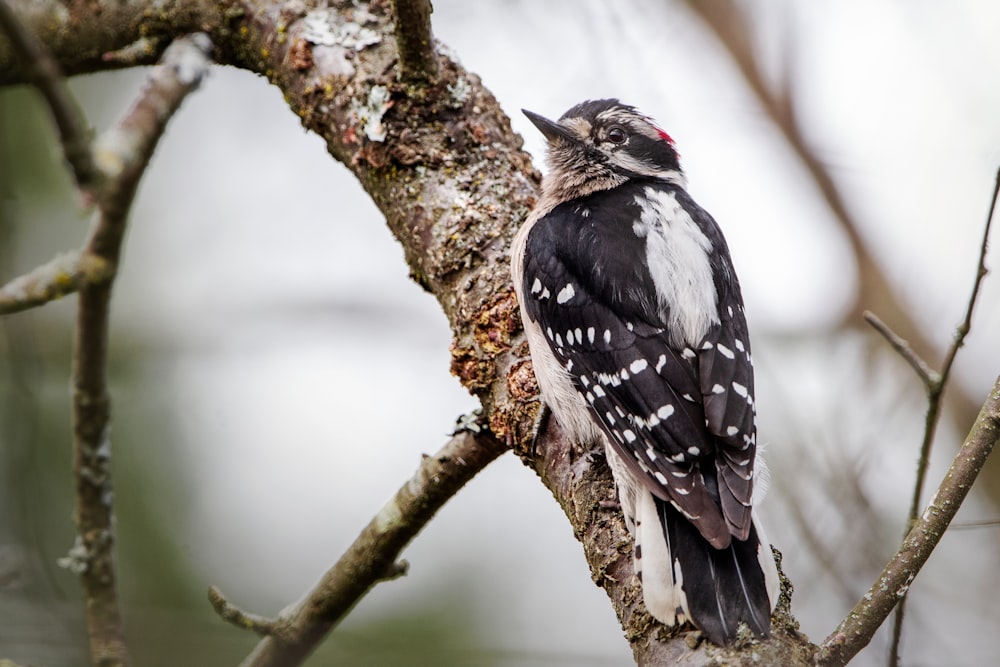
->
[522, 109, 577, 144]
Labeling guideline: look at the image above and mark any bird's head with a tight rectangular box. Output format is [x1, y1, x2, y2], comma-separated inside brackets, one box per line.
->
[523, 99, 685, 201]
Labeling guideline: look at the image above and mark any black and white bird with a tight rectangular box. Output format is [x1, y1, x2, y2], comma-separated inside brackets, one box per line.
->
[510, 99, 779, 645]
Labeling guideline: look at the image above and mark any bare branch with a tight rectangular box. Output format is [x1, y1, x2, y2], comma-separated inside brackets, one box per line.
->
[67, 33, 212, 667]
[208, 586, 278, 638]
[391, 0, 438, 82]
[0, 0, 226, 83]
[886, 163, 999, 665]
[235, 429, 507, 667]
[0, 0, 98, 190]
[863, 311, 938, 388]
[818, 374, 1000, 667]
[0, 251, 112, 315]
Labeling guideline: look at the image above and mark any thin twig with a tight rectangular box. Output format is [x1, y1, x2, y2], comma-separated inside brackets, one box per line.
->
[0, 251, 113, 315]
[0, 0, 99, 191]
[66, 33, 213, 667]
[390, 0, 438, 82]
[886, 164, 999, 666]
[231, 429, 507, 667]
[862, 311, 938, 388]
[208, 586, 278, 637]
[817, 374, 1000, 667]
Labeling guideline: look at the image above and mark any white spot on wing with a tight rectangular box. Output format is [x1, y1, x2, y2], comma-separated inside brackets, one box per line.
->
[630, 359, 649, 374]
[557, 283, 576, 304]
[657, 404, 675, 419]
[726, 426, 739, 436]
[717, 344, 735, 359]
[732, 382, 748, 397]
[531, 278, 542, 294]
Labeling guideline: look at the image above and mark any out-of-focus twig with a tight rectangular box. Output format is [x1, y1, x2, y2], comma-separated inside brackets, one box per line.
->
[208, 586, 278, 638]
[0, 0, 99, 191]
[0, 252, 113, 314]
[59, 33, 213, 667]
[227, 429, 507, 667]
[817, 374, 1000, 667]
[862, 311, 938, 388]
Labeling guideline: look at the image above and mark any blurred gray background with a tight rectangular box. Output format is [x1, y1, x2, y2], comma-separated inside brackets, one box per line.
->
[2, 1, 999, 665]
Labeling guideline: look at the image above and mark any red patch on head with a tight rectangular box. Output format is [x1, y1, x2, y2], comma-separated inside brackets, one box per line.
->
[655, 127, 674, 145]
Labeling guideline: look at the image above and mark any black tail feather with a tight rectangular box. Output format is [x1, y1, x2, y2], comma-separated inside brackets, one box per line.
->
[657, 498, 772, 645]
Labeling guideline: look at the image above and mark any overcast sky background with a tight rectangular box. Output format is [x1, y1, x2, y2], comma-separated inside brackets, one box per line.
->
[4, 2, 1000, 665]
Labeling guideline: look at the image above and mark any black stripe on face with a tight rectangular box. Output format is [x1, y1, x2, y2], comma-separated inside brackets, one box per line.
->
[625, 134, 680, 173]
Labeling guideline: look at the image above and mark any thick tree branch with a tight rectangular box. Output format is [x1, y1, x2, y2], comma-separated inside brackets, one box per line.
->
[817, 375, 1000, 667]
[0, 0, 226, 81]
[229, 429, 507, 667]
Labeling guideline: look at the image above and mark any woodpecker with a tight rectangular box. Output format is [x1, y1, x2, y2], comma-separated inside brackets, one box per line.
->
[511, 99, 779, 645]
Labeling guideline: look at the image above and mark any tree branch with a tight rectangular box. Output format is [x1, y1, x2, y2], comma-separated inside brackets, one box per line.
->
[63, 33, 212, 667]
[862, 311, 938, 388]
[207, 586, 278, 638]
[817, 374, 1000, 667]
[884, 163, 999, 665]
[230, 429, 507, 667]
[0, 0, 98, 190]
[0, 251, 113, 314]
[391, 0, 438, 82]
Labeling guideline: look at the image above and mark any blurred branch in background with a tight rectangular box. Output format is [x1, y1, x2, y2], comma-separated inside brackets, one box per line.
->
[684, 0, 984, 435]
[0, 7, 214, 662]
[0, 251, 112, 314]
[211, 427, 506, 667]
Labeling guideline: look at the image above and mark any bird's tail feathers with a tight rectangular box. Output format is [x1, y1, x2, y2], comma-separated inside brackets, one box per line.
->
[633, 489, 778, 645]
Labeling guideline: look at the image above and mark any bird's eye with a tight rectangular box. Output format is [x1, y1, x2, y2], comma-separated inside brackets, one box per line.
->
[607, 127, 627, 144]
